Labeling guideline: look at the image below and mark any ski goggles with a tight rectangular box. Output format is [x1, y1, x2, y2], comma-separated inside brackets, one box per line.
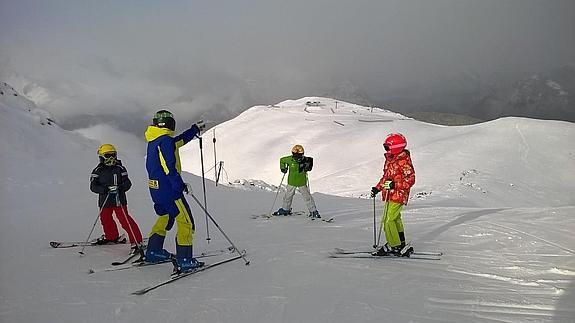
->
[102, 153, 117, 166]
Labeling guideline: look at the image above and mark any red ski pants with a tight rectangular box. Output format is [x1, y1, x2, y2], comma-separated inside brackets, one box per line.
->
[100, 205, 143, 244]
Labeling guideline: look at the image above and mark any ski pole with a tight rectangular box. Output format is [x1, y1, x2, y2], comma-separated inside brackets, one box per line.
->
[213, 129, 218, 186]
[79, 193, 110, 255]
[188, 192, 250, 265]
[198, 136, 211, 243]
[372, 196, 377, 248]
[376, 190, 390, 247]
[116, 205, 144, 258]
[112, 173, 144, 255]
[267, 172, 286, 216]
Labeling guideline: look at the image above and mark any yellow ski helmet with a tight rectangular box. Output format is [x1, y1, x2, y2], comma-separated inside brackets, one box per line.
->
[98, 144, 117, 156]
[98, 144, 117, 166]
[291, 144, 304, 154]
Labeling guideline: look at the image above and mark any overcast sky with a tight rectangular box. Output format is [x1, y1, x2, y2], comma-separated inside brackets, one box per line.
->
[1, 0, 574, 132]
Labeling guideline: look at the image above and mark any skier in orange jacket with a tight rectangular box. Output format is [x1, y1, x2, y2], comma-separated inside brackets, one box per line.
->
[370, 133, 416, 257]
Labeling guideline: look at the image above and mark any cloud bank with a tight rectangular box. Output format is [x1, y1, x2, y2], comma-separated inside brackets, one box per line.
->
[1, 0, 574, 132]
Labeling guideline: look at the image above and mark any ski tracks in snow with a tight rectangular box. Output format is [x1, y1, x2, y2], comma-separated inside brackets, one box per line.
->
[515, 122, 531, 166]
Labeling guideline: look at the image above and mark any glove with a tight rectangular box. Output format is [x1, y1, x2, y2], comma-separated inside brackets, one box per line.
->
[183, 182, 192, 194]
[195, 119, 206, 132]
[108, 185, 118, 193]
[281, 168, 288, 174]
[383, 180, 395, 190]
[370, 187, 380, 198]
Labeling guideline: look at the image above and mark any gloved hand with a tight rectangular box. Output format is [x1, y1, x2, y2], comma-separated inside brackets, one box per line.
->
[108, 185, 118, 193]
[183, 182, 192, 194]
[195, 119, 206, 132]
[281, 168, 288, 174]
[370, 187, 380, 198]
[383, 180, 395, 190]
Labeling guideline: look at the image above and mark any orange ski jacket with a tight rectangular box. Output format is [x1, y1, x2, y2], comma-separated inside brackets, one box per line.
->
[375, 150, 415, 205]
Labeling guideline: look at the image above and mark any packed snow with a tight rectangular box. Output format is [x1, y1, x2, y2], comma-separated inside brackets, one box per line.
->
[1, 91, 574, 322]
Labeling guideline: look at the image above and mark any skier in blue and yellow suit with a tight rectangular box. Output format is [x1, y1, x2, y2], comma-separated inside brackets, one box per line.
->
[144, 109, 205, 272]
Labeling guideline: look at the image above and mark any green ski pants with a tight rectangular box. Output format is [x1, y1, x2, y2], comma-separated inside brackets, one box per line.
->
[382, 201, 404, 248]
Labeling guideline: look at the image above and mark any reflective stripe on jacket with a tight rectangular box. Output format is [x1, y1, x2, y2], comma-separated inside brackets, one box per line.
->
[145, 125, 200, 203]
[90, 161, 131, 207]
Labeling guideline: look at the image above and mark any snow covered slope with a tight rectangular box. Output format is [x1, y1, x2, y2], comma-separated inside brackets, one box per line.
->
[182, 97, 575, 207]
[1, 93, 574, 323]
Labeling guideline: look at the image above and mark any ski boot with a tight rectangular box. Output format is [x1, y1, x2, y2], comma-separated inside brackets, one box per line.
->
[144, 234, 174, 263]
[397, 243, 414, 257]
[390, 243, 414, 257]
[130, 243, 146, 256]
[173, 243, 204, 275]
[371, 243, 392, 256]
[94, 234, 127, 245]
[274, 208, 292, 216]
[172, 257, 205, 275]
[94, 235, 109, 245]
[309, 210, 321, 219]
[145, 249, 174, 263]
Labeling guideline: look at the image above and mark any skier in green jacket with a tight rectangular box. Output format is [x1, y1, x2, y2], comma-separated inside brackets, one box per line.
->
[275, 145, 321, 218]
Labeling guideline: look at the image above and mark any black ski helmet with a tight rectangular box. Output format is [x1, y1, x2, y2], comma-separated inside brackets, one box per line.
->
[153, 109, 176, 131]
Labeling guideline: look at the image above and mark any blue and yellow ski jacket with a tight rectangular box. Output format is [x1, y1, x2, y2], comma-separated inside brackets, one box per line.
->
[145, 124, 200, 204]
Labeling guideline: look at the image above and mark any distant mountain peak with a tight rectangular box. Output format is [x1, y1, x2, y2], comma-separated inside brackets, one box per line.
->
[0, 81, 57, 126]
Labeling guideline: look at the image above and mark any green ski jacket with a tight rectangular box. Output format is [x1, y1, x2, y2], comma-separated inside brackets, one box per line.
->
[280, 155, 313, 187]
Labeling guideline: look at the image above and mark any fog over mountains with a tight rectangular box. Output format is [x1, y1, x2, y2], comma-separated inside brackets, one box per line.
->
[333, 64, 575, 125]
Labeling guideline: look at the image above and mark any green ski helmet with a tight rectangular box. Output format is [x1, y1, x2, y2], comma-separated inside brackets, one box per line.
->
[153, 109, 176, 131]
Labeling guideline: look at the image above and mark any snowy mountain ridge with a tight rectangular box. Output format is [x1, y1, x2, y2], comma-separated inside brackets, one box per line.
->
[0, 81, 55, 126]
[182, 96, 575, 207]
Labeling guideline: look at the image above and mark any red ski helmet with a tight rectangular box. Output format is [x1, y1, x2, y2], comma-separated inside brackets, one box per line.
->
[383, 133, 407, 155]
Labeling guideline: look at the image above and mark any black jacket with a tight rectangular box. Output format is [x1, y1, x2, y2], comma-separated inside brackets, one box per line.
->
[90, 160, 132, 207]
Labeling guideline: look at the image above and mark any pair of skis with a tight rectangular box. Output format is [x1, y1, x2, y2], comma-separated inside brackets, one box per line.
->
[251, 211, 335, 223]
[88, 246, 236, 273]
[49, 234, 142, 248]
[131, 250, 247, 295]
[330, 247, 442, 260]
[251, 211, 307, 219]
[86, 248, 246, 295]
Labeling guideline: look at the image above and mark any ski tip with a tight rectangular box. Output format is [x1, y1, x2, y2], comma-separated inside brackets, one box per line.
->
[111, 262, 122, 266]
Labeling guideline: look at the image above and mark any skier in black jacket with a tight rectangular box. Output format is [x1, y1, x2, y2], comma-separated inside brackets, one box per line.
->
[90, 144, 143, 253]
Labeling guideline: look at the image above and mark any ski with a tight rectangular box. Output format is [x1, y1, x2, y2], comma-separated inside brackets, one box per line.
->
[88, 258, 171, 274]
[50, 234, 131, 248]
[251, 211, 306, 219]
[329, 251, 441, 261]
[111, 252, 142, 266]
[311, 217, 335, 223]
[131, 250, 247, 295]
[333, 247, 443, 257]
[89, 247, 235, 274]
[50, 241, 96, 248]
